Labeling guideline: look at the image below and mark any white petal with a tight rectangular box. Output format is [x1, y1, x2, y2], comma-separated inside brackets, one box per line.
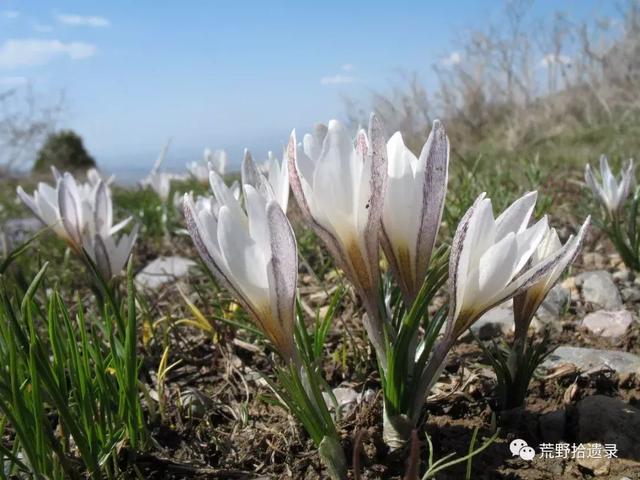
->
[585, 164, 607, 206]
[265, 200, 298, 357]
[217, 205, 269, 308]
[451, 194, 487, 320]
[533, 227, 562, 264]
[466, 198, 496, 266]
[209, 171, 246, 222]
[58, 177, 82, 245]
[415, 119, 449, 282]
[244, 185, 270, 256]
[600, 155, 618, 204]
[110, 217, 132, 235]
[93, 234, 113, 279]
[494, 191, 537, 240]
[313, 120, 359, 228]
[513, 216, 548, 273]
[241, 149, 261, 189]
[466, 232, 518, 311]
[34, 190, 64, 234]
[94, 181, 112, 237]
[383, 133, 419, 253]
[17, 186, 41, 220]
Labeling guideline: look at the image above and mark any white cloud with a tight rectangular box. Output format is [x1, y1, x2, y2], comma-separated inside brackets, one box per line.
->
[539, 53, 572, 68]
[2, 10, 19, 19]
[56, 14, 110, 28]
[0, 76, 28, 87]
[341, 63, 354, 71]
[33, 23, 54, 33]
[320, 74, 356, 85]
[442, 51, 462, 67]
[0, 39, 96, 69]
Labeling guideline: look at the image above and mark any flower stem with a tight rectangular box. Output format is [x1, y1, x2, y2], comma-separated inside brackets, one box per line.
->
[318, 435, 348, 480]
[383, 407, 413, 450]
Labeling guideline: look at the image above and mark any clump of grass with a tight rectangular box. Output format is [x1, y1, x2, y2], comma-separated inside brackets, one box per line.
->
[0, 258, 147, 479]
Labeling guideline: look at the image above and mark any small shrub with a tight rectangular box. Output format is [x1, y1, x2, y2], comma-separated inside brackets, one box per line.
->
[33, 130, 96, 173]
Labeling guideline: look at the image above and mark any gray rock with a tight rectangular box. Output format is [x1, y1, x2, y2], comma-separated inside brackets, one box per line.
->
[534, 285, 571, 333]
[469, 303, 513, 339]
[577, 396, 640, 460]
[1, 217, 43, 247]
[540, 285, 571, 317]
[135, 256, 196, 290]
[581, 310, 634, 338]
[322, 387, 375, 419]
[541, 346, 640, 375]
[621, 286, 640, 303]
[576, 271, 622, 309]
[612, 270, 632, 282]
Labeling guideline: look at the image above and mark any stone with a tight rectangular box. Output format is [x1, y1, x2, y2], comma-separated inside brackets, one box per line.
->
[581, 310, 634, 338]
[135, 256, 196, 290]
[469, 303, 513, 339]
[539, 285, 571, 317]
[612, 269, 632, 282]
[1, 217, 43, 247]
[621, 286, 640, 302]
[576, 271, 622, 309]
[322, 387, 375, 419]
[541, 346, 640, 375]
[575, 443, 610, 475]
[534, 285, 571, 334]
[577, 396, 640, 460]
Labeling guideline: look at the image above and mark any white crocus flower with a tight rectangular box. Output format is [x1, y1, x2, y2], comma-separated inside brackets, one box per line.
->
[177, 181, 240, 219]
[86, 167, 115, 187]
[288, 115, 387, 361]
[17, 171, 138, 280]
[266, 151, 289, 212]
[187, 161, 210, 184]
[418, 191, 564, 403]
[148, 172, 172, 202]
[513, 218, 589, 339]
[242, 150, 289, 212]
[229, 180, 240, 201]
[445, 191, 554, 340]
[585, 155, 635, 217]
[381, 121, 449, 303]
[140, 140, 189, 202]
[189, 147, 229, 184]
[183, 172, 298, 360]
[17, 177, 73, 244]
[204, 148, 227, 176]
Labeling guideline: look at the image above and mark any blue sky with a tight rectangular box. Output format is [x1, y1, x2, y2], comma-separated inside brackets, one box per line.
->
[0, 0, 616, 173]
